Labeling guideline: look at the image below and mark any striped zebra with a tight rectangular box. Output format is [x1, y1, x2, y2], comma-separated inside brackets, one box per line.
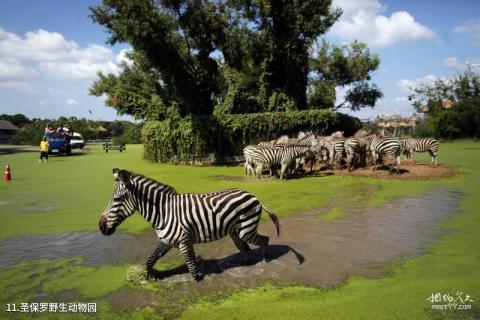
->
[318, 138, 345, 170]
[345, 138, 362, 171]
[370, 137, 402, 173]
[251, 144, 315, 179]
[243, 145, 259, 176]
[400, 137, 439, 166]
[99, 168, 281, 282]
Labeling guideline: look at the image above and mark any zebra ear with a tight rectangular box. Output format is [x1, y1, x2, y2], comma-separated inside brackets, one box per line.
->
[113, 168, 120, 180]
[117, 170, 131, 186]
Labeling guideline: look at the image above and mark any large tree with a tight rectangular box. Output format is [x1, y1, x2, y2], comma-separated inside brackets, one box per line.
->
[90, 0, 343, 116]
[90, 0, 380, 118]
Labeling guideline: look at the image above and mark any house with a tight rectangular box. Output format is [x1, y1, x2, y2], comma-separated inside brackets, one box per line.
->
[0, 120, 20, 143]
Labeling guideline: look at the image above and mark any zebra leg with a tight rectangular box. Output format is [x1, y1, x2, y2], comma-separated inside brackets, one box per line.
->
[280, 163, 287, 180]
[145, 241, 172, 279]
[256, 163, 264, 179]
[242, 232, 271, 262]
[428, 150, 437, 166]
[179, 240, 200, 281]
[230, 231, 252, 264]
[346, 153, 354, 171]
[230, 231, 252, 253]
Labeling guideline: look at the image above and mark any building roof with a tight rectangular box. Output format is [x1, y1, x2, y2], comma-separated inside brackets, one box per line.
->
[0, 120, 20, 131]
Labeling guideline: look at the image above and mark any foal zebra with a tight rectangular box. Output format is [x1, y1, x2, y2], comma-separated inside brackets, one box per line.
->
[99, 168, 281, 282]
[400, 137, 439, 166]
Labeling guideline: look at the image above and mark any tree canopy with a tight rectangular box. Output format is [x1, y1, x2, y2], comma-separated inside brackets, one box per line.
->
[89, 0, 381, 120]
[409, 67, 480, 139]
[308, 40, 382, 111]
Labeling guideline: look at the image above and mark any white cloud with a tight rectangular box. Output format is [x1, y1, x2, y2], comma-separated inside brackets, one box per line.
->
[0, 60, 36, 79]
[443, 56, 460, 69]
[0, 80, 38, 92]
[115, 48, 133, 66]
[38, 100, 47, 105]
[398, 75, 438, 93]
[329, 0, 436, 48]
[0, 27, 125, 88]
[65, 98, 78, 106]
[454, 18, 480, 46]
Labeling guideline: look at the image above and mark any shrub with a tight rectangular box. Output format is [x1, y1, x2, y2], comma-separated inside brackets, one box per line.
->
[143, 109, 360, 163]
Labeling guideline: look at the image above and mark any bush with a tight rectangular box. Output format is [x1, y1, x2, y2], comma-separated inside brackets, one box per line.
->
[143, 109, 361, 163]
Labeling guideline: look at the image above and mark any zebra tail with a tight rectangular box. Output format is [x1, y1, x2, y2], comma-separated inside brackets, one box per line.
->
[262, 205, 280, 237]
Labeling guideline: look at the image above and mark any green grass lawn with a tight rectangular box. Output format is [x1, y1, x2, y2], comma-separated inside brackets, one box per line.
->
[0, 141, 479, 319]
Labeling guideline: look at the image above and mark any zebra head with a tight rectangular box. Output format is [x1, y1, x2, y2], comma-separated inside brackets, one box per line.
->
[99, 168, 136, 236]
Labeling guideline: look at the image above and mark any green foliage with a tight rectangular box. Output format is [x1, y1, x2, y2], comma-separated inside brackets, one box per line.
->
[267, 91, 296, 112]
[90, 0, 346, 116]
[0, 113, 31, 127]
[10, 119, 49, 145]
[142, 109, 357, 162]
[5, 114, 141, 145]
[113, 123, 143, 145]
[309, 40, 382, 111]
[410, 69, 480, 139]
[142, 116, 210, 163]
[89, 52, 170, 120]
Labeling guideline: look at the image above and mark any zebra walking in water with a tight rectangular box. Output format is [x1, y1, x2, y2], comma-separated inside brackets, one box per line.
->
[370, 137, 402, 173]
[99, 168, 281, 282]
[400, 137, 439, 166]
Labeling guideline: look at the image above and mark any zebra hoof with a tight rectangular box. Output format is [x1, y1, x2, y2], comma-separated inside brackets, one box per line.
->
[144, 271, 154, 281]
[192, 274, 203, 282]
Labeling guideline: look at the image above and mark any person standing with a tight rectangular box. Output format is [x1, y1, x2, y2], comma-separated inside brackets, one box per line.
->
[40, 137, 49, 163]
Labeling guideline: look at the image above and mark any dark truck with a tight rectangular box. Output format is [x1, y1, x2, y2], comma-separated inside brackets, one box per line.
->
[44, 131, 72, 156]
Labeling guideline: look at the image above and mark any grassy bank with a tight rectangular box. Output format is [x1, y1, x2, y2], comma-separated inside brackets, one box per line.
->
[179, 141, 480, 319]
[0, 141, 478, 319]
[0, 144, 462, 238]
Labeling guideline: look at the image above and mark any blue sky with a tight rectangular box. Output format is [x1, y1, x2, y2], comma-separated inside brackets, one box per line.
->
[0, 0, 479, 121]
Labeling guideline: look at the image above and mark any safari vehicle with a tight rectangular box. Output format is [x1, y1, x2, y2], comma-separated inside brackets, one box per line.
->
[45, 131, 71, 156]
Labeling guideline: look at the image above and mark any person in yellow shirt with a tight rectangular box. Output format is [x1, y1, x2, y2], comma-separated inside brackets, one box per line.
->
[39, 137, 49, 163]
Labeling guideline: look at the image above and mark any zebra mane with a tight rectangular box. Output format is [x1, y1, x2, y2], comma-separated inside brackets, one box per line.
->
[129, 171, 178, 194]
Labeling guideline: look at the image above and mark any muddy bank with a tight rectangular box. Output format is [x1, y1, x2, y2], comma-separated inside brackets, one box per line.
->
[0, 189, 461, 289]
[333, 162, 459, 180]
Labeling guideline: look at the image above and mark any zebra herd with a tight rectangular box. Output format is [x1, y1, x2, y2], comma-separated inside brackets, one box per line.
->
[98, 131, 439, 282]
[244, 129, 440, 178]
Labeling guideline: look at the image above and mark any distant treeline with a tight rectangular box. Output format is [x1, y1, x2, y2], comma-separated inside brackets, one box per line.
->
[0, 114, 142, 145]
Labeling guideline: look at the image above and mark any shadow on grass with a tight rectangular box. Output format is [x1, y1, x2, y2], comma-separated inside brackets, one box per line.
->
[149, 244, 304, 281]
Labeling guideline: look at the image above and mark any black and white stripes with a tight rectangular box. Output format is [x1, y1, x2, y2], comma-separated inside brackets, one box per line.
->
[400, 137, 439, 165]
[99, 168, 280, 281]
[370, 137, 402, 173]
